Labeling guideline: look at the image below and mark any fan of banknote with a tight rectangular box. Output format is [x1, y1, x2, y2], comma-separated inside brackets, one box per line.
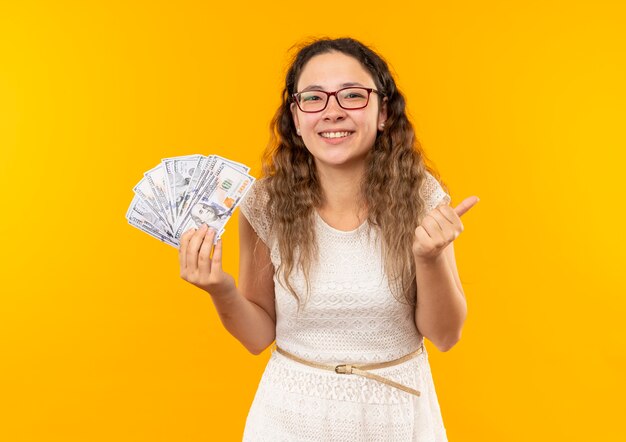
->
[126, 154, 255, 248]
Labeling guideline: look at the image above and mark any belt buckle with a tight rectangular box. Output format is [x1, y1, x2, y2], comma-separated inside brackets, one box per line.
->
[335, 364, 353, 374]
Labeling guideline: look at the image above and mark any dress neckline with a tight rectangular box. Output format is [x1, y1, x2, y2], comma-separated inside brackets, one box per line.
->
[314, 210, 369, 235]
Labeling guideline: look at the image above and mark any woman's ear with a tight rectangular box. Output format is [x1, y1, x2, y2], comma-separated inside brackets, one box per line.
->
[290, 102, 300, 130]
[379, 96, 388, 125]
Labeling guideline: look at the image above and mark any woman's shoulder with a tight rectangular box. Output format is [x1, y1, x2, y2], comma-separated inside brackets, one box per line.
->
[242, 176, 270, 202]
[420, 170, 451, 212]
[238, 176, 273, 245]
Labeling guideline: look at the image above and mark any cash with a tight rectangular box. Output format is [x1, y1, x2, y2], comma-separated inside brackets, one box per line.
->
[126, 154, 255, 248]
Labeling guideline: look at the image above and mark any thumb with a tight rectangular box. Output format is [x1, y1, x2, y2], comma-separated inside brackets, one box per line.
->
[453, 196, 480, 217]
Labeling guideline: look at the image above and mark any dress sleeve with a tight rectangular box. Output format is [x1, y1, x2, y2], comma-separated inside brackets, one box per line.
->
[421, 171, 452, 213]
[238, 178, 273, 246]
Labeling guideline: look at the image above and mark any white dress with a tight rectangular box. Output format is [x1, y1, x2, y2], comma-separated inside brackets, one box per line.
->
[238, 172, 451, 442]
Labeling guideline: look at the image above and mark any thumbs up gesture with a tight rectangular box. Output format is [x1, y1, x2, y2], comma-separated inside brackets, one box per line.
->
[412, 196, 480, 262]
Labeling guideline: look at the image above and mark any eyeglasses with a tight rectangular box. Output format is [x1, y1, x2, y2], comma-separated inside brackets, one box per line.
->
[292, 87, 383, 113]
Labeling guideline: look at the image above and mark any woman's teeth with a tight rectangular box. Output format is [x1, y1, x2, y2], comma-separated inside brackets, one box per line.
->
[320, 131, 353, 138]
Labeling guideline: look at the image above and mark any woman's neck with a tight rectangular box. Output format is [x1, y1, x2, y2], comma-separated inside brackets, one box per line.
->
[315, 161, 367, 217]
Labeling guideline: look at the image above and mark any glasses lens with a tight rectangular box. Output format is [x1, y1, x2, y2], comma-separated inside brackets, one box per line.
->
[298, 91, 327, 112]
[337, 88, 369, 109]
[296, 88, 371, 112]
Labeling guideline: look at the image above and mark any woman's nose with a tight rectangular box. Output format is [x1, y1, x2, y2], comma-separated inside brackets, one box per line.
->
[322, 95, 347, 118]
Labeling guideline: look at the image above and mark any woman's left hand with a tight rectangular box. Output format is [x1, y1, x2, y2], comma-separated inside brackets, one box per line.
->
[412, 196, 480, 262]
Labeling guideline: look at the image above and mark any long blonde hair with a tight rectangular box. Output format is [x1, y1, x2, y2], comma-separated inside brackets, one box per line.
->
[259, 37, 450, 314]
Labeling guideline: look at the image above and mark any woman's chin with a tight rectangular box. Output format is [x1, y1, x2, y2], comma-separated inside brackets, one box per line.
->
[315, 155, 364, 169]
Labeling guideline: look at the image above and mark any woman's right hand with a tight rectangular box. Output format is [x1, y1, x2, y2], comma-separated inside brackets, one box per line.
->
[179, 223, 236, 297]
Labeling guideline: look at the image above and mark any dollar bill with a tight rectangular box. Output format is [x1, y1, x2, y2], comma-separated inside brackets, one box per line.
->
[126, 194, 174, 240]
[177, 155, 218, 224]
[175, 155, 250, 224]
[132, 176, 172, 233]
[163, 154, 203, 222]
[126, 207, 178, 247]
[144, 164, 175, 232]
[174, 162, 254, 242]
[128, 154, 253, 249]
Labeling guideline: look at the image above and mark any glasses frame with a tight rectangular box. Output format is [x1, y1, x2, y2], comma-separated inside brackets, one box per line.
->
[291, 87, 383, 113]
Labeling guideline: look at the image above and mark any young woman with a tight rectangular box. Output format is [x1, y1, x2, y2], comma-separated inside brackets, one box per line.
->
[179, 37, 478, 441]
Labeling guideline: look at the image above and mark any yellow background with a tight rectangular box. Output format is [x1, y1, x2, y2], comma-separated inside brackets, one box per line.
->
[1, 1, 624, 440]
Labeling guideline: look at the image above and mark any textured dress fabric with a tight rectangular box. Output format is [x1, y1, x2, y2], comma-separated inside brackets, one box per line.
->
[238, 172, 452, 442]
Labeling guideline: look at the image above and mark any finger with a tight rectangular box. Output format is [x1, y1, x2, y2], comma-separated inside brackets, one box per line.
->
[436, 204, 456, 224]
[179, 228, 196, 270]
[198, 228, 217, 274]
[187, 224, 208, 271]
[414, 225, 435, 252]
[429, 206, 456, 231]
[421, 212, 446, 241]
[211, 237, 223, 272]
[453, 196, 480, 217]
[437, 204, 463, 236]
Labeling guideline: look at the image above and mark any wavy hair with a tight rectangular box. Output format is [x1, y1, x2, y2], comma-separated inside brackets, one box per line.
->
[259, 36, 450, 314]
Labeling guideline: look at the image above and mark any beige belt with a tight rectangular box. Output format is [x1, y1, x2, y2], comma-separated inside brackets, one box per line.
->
[272, 342, 425, 397]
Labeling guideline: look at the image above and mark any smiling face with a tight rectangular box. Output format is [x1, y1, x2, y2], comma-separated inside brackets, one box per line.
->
[290, 51, 387, 170]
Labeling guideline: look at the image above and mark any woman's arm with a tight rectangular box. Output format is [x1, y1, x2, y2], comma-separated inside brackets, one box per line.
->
[414, 242, 468, 352]
[412, 194, 477, 352]
[178, 215, 276, 355]
[230, 212, 277, 353]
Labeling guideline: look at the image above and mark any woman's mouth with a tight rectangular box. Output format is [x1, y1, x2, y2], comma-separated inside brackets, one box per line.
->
[318, 131, 355, 144]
